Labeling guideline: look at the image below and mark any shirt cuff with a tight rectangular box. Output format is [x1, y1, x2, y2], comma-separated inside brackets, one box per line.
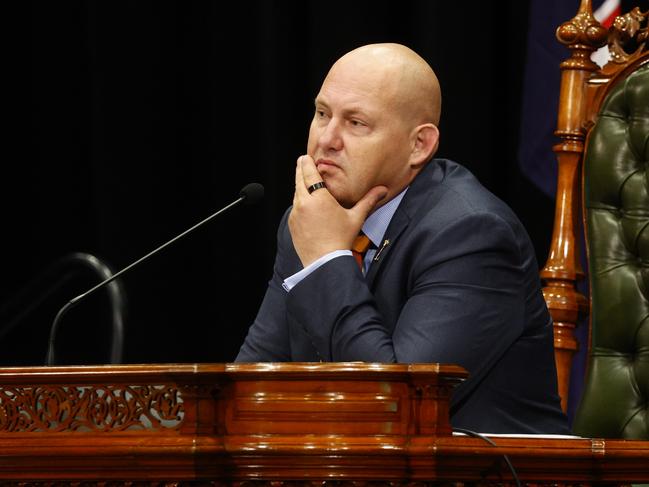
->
[282, 250, 352, 291]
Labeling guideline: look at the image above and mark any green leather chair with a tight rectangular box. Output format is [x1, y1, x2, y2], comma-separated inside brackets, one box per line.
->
[571, 63, 649, 439]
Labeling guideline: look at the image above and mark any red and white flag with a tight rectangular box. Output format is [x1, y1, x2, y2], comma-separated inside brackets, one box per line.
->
[592, 0, 622, 67]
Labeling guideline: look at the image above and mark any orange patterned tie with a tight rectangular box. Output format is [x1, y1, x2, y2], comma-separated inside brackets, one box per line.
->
[351, 233, 371, 271]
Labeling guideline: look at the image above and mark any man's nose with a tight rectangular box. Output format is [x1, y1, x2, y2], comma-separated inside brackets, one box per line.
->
[318, 118, 343, 151]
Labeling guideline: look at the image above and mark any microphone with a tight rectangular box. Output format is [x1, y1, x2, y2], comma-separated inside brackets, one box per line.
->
[45, 182, 265, 365]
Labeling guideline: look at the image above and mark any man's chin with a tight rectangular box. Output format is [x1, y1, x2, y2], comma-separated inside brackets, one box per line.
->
[326, 185, 354, 209]
[335, 196, 357, 210]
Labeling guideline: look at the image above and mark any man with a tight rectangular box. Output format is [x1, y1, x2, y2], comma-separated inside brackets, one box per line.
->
[237, 43, 568, 434]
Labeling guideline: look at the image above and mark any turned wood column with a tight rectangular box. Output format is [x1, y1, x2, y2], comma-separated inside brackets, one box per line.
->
[541, 0, 607, 412]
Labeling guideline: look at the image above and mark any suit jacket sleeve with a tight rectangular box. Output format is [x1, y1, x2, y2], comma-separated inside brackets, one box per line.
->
[286, 210, 528, 391]
[235, 209, 297, 362]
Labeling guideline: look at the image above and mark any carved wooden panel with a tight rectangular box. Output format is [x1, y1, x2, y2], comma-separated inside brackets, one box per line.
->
[0, 384, 184, 432]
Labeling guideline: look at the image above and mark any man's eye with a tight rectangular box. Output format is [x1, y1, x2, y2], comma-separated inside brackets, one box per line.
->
[350, 120, 365, 127]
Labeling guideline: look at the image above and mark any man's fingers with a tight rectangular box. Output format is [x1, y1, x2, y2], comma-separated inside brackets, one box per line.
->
[294, 156, 313, 201]
[295, 155, 307, 187]
[299, 155, 325, 189]
[294, 154, 328, 202]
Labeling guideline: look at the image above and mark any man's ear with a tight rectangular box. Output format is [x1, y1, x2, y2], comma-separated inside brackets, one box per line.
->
[409, 124, 440, 169]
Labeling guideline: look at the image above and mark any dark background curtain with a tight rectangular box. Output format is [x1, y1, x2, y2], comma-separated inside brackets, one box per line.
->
[3, 0, 622, 377]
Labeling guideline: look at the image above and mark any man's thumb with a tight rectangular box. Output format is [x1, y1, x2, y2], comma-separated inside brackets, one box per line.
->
[352, 186, 389, 221]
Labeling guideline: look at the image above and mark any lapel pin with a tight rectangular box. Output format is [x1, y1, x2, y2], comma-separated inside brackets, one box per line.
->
[374, 239, 390, 261]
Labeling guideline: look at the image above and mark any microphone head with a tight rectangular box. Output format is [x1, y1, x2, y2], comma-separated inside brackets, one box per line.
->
[240, 182, 264, 205]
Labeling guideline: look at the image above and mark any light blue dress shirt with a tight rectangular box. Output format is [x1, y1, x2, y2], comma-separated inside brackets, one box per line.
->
[282, 188, 407, 291]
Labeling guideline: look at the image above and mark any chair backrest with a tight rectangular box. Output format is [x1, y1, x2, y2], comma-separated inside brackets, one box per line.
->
[572, 62, 648, 438]
[541, 0, 648, 438]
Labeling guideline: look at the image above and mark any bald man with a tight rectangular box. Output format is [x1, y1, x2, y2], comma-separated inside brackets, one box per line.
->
[236, 44, 569, 434]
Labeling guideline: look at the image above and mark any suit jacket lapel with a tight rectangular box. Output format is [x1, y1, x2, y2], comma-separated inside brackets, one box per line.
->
[365, 161, 444, 287]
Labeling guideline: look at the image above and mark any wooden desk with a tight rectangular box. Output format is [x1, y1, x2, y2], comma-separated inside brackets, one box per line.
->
[0, 363, 646, 484]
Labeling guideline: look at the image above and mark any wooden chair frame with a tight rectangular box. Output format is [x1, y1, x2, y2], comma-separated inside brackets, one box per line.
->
[542, 0, 648, 411]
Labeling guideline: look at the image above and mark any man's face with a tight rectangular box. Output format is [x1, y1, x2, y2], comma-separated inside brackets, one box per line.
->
[306, 61, 415, 209]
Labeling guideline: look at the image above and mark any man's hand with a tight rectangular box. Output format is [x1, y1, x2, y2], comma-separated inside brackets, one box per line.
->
[288, 155, 388, 267]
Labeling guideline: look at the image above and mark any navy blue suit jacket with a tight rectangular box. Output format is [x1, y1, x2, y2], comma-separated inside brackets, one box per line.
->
[237, 159, 569, 434]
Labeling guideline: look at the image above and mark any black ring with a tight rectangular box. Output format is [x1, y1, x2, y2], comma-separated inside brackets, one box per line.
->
[307, 181, 327, 194]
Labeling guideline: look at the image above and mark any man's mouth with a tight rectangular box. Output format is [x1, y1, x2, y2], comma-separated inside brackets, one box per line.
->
[316, 158, 341, 172]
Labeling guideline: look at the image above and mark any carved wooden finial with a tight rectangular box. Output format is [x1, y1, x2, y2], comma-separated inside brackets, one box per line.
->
[609, 7, 648, 63]
[556, 0, 608, 71]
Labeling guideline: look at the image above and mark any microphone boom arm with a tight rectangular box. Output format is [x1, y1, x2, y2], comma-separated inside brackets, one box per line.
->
[45, 186, 259, 366]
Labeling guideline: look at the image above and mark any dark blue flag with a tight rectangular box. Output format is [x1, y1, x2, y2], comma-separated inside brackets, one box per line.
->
[517, 0, 618, 197]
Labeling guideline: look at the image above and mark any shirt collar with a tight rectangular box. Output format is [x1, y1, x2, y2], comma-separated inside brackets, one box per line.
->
[361, 188, 408, 247]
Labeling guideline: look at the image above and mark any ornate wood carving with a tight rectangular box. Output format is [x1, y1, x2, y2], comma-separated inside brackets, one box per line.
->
[609, 7, 648, 64]
[584, 9, 649, 129]
[0, 384, 184, 432]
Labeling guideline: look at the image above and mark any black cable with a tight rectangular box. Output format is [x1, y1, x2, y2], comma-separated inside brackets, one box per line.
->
[453, 427, 521, 487]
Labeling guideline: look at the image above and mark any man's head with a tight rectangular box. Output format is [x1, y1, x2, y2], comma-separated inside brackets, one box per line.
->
[307, 43, 441, 208]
